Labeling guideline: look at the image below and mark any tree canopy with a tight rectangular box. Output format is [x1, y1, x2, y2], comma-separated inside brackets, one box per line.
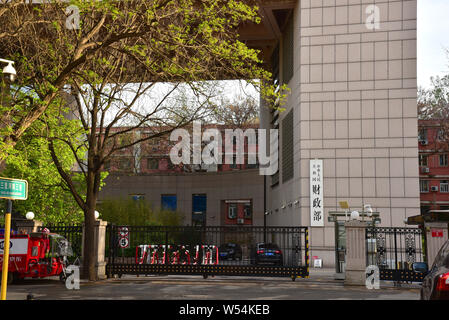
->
[1, 0, 287, 280]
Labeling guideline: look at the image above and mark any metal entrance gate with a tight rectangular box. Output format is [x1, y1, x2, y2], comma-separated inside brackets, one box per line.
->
[106, 225, 309, 280]
[366, 227, 427, 282]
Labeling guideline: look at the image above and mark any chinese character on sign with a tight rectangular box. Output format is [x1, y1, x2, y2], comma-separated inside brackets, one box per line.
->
[310, 160, 324, 227]
[313, 210, 322, 222]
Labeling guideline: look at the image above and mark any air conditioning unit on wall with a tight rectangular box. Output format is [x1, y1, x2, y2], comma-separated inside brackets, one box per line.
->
[422, 167, 430, 173]
[237, 218, 245, 225]
[420, 140, 428, 146]
[431, 186, 439, 192]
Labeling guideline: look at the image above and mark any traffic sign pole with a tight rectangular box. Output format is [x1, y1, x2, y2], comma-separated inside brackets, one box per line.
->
[1, 199, 12, 300]
[0, 177, 28, 300]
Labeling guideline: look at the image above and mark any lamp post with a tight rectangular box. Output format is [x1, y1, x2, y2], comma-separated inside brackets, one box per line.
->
[263, 175, 266, 243]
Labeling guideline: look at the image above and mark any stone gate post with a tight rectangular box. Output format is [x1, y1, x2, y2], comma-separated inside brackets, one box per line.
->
[344, 220, 368, 286]
[82, 219, 108, 280]
[15, 219, 43, 234]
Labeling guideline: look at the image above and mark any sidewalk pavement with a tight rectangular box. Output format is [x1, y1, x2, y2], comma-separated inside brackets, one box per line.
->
[3, 267, 421, 300]
[109, 267, 421, 289]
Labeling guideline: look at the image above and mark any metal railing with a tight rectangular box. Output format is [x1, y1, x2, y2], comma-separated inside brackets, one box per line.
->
[106, 225, 309, 279]
[366, 226, 427, 282]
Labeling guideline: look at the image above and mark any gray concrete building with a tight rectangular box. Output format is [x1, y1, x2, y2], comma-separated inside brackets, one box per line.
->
[260, 0, 419, 267]
[99, 170, 265, 227]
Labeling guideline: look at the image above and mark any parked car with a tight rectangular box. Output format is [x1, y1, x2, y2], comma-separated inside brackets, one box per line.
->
[250, 243, 283, 266]
[218, 243, 242, 260]
[420, 239, 449, 300]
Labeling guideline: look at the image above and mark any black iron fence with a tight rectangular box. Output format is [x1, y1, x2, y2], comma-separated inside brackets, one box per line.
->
[106, 225, 309, 280]
[366, 227, 427, 282]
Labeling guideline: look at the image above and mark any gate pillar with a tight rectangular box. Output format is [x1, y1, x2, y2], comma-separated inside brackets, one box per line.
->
[344, 220, 368, 286]
[93, 219, 108, 280]
[15, 219, 43, 234]
[425, 222, 449, 268]
[82, 219, 108, 280]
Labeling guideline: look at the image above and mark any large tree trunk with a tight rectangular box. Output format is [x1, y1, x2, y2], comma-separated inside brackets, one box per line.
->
[83, 168, 100, 281]
[83, 204, 97, 281]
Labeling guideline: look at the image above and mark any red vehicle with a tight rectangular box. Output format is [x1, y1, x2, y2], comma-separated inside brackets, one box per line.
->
[0, 230, 73, 284]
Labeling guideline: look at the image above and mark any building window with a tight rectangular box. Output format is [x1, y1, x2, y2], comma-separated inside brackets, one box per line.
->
[282, 109, 294, 183]
[420, 206, 431, 215]
[419, 155, 428, 167]
[118, 158, 132, 171]
[420, 180, 429, 193]
[147, 158, 159, 170]
[245, 154, 258, 169]
[282, 15, 294, 84]
[244, 204, 252, 219]
[440, 154, 448, 167]
[438, 129, 445, 141]
[166, 159, 175, 170]
[230, 154, 238, 169]
[228, 204, 237, 219]
[418, 128, 427, 142]
[192, 194, 207, 226]
[246, 162, 258, 169]
[161, 195, 177, 211]
[131, 194, 145, 201]
[441, 181, 449, 193]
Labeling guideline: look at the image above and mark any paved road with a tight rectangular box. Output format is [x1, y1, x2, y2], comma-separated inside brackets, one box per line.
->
[5, 274, 420, 300]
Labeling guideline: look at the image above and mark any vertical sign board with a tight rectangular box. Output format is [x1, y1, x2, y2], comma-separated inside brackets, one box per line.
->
[310, 160, 324, 227]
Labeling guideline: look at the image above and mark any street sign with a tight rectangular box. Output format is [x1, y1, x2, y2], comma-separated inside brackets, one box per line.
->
[310, 159, 324, 227]
[0, 177, 28, 200]
[117, 227, 130, 249]
[118, 227, 129, 237]
[118, 237, 129, 249]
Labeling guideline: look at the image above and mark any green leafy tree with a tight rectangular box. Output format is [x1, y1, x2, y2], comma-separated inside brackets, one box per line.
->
[1, 97, 87, 224]
[2, 0, 287, 281]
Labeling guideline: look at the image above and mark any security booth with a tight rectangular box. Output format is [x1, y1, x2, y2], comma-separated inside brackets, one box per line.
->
[328, 203, 380, 280]
[407, 210, 449, 268]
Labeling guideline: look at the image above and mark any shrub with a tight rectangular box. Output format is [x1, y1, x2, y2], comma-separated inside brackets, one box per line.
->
[98, 197, 183, 226]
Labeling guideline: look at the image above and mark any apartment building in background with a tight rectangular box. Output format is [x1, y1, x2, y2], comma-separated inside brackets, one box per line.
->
[98, 124, 264, 227]
[418, 120, 449, 213]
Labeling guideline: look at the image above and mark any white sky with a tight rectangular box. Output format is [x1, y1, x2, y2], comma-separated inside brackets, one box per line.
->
[418, 0, 449, 88]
